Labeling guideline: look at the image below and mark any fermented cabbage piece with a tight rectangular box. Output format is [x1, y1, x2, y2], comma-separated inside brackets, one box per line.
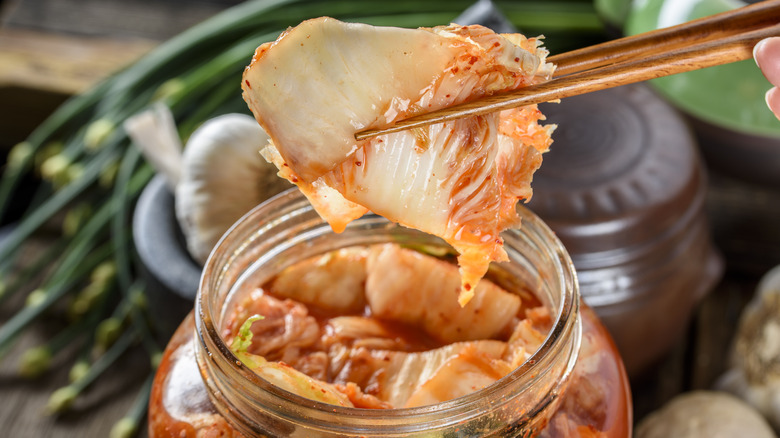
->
[225, 244, 553, 409]
[243, 17, 555, 305]
[330, 340, 509, 408]
[230, 315, 354, 407]
[365, 243, 521, 343]
[268, 247, 369, 314]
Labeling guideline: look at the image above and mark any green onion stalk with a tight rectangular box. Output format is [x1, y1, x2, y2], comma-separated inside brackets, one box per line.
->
[45, 328, 139, 415]
[0, 240, 115, 357]
[110, 374, 155, 438]
[0, 0, 604, 434]
[0, 238, 68, 306]
[18, 282, 116, 379]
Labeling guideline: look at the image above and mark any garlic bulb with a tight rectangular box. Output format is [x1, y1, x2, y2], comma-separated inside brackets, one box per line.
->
[175, 113, 291, 264]
[716, 265, 780, 431]
[635, 391, 776, 438]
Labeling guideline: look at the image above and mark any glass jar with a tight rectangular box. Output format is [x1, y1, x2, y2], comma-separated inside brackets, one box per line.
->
[148, 189, 632, 437]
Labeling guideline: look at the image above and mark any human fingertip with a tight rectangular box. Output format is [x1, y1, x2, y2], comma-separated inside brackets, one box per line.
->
[766, 87, 780, 121]
[754, 38, 767, 66]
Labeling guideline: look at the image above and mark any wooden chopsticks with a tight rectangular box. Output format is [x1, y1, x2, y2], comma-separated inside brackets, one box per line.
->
[549, 0, 780, 77]
[354, 0, 780, 140]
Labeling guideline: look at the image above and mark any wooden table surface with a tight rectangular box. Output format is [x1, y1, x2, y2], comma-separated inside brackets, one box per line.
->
[2, 1, 780, 437]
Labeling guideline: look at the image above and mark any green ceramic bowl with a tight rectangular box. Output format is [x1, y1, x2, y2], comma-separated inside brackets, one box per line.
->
[624, 0, 779, 138]
[594, 0, 633, 29]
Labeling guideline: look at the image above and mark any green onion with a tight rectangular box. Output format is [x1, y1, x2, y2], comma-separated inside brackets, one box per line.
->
[0, 146, 120, 267]
[0, 77, 114, 220]
[0, 242, 114, 357]
[18, 295, 109, 378]
[0, 239, 69, 306]
[46, 328, 139, 415]
[109, 374, 154, 438]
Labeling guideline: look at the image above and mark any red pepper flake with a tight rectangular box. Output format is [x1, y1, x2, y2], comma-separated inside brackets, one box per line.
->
[452, 66, 459, 73]
[468, 56, 478, 65]
[514, 57, 520, 62]
[291, 176, 299, 183]
[244, 80, 251, 89]
[464, 283, 472, 291]
[355, 161, 362, 166]
[493, 42, 501, 47]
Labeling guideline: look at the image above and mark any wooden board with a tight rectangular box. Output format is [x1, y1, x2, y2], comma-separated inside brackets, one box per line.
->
[0, 0, 240, 147]
[2, 0, 242, 40]
[0, 28, 157, 146]
[0, 28, 156, 96]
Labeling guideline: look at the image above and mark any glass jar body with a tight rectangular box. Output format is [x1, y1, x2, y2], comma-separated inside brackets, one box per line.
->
[148, 190, 632, 437]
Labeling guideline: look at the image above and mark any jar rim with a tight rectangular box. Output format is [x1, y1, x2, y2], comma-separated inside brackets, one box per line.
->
[195, 188, 581, 430]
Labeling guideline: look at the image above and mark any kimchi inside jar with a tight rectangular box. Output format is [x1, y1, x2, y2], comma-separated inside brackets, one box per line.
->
[148, 190, 631, 437]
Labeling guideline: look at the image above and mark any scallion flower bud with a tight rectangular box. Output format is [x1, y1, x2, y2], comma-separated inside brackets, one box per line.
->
[7, 142, 34, 170]
[18, 346, 52, 378]
[25, 288, 47, 308]
[109, 417, 138, 438]
[46, 385, 78, 414]
[84, 119, 115, 151]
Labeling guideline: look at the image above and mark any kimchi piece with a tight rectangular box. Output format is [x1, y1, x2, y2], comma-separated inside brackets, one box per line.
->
[242, 17, 555, 305]
[223, 244, 551, 409]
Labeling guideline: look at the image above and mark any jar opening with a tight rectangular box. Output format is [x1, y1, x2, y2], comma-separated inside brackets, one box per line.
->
[195, 189, 581, 435]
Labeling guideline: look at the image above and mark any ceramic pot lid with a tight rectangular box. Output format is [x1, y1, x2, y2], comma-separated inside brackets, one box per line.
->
[527, 84, 705, 266]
